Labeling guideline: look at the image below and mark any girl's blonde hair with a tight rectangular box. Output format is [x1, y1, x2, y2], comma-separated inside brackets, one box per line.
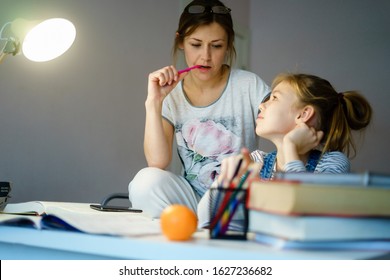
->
[272, 73, 372, 158]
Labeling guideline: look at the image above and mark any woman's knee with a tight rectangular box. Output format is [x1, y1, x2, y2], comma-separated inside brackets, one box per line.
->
[128, 167, 186, 218]
[128, 167, 172, 203]
[129, 167, 169, 192]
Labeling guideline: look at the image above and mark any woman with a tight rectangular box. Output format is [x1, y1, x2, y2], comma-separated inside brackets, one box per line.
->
[128, 0, 270, 219]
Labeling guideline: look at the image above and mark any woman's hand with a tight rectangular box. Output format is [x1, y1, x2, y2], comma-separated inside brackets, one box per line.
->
[146, 65, 187, 106]
[217, 148, 261, 188]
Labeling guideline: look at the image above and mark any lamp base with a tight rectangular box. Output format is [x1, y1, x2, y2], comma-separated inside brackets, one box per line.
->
[0, 182, 12, 211]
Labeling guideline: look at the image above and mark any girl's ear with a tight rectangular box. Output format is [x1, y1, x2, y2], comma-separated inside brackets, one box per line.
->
[295, 105, 316, 124]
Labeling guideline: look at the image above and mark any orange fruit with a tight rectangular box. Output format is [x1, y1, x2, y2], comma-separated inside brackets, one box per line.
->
[160, 204, 198, 241]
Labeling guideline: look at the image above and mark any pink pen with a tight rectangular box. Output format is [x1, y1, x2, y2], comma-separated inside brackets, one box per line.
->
[178, 65, 202, 74]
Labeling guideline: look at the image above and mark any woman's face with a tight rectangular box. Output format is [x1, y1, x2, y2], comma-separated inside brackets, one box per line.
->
[182, 22, 228, 80]
[256, 81, 302, 140]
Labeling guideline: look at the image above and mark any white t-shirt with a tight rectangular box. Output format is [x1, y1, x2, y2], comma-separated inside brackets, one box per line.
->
[162, 68, 270, 197]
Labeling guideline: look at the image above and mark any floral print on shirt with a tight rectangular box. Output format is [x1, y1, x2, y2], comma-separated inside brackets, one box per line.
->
[176, 118, 240, 196]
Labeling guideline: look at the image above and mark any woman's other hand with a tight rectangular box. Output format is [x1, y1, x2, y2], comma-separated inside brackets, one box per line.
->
[217, 148, 260, 188]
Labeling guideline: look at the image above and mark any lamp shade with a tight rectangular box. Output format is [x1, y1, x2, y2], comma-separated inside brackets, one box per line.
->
[22, 18, 76, 62]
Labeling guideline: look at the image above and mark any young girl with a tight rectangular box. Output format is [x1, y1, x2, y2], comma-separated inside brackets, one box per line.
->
[197, 73, 372, 229]
[128, 0, 270, 218]
[217, 73, 373, 186]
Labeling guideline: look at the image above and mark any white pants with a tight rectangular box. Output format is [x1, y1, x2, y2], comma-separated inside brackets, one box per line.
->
[128, 167, 245, 229]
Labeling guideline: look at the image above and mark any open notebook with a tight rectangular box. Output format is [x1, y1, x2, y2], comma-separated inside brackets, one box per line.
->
[0, 201, 161, 237]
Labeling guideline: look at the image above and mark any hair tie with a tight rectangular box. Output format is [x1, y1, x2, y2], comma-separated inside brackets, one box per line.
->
[338, 92, 347, 111]
[338, 92, 345, 102]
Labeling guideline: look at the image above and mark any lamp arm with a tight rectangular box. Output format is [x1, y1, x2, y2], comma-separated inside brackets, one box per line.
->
[0, 22, 21, 63]
[0, 21, 12, 37]
[0, 52, 7, 63]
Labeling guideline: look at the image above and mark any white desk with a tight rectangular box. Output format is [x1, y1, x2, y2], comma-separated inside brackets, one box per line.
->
[1, 225, 389, 260]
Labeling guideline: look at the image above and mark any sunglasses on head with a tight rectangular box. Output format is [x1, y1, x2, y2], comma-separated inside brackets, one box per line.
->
[187, 5, 231, 15]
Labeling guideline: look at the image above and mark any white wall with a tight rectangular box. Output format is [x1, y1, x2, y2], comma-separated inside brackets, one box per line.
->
[250, 0, 390, 173]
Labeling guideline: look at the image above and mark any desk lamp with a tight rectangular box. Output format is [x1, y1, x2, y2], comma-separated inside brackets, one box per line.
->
[0, 18, 75, 209]
[0, 18, 76, 63]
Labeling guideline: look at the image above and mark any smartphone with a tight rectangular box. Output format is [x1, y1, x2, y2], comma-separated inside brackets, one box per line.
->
[90, 204, 142, 213]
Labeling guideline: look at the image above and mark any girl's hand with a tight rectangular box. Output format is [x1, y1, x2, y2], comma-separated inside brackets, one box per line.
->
[217, 148, 261, 188]
[146, 65, 187, 104]
[283, 122, 324, 155]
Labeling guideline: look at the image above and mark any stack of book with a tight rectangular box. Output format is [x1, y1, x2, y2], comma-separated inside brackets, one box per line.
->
[247, 172, 390, 250]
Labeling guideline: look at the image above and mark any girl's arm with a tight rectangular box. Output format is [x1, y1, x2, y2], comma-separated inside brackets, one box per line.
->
[314, 151, 350, 173]
[284, 151, 350, 173]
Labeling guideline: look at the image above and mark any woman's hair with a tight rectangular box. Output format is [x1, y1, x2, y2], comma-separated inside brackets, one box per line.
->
[173, 0, 236, 66]
[272, 73, 373, 158]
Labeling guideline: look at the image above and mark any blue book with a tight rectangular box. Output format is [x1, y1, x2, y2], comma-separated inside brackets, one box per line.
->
[254, 232, 390, 251]
[249, 210, 390, 241]
[273, 171, 390, 187]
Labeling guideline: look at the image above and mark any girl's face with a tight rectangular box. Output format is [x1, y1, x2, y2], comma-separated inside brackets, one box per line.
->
[182, 22, 228, 80]
[256, 81, 302, 140]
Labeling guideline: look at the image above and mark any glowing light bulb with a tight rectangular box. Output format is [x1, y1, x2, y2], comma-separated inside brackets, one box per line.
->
[22, 18, 76, 62]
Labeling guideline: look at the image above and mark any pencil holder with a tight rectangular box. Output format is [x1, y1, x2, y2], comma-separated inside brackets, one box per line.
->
[208, 187, 248, 240]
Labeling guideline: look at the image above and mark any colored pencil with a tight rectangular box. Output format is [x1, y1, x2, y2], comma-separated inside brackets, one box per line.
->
[210, 158, 243, 230]
[213, 170, 251, 237]
[178, 65, 202, 74]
